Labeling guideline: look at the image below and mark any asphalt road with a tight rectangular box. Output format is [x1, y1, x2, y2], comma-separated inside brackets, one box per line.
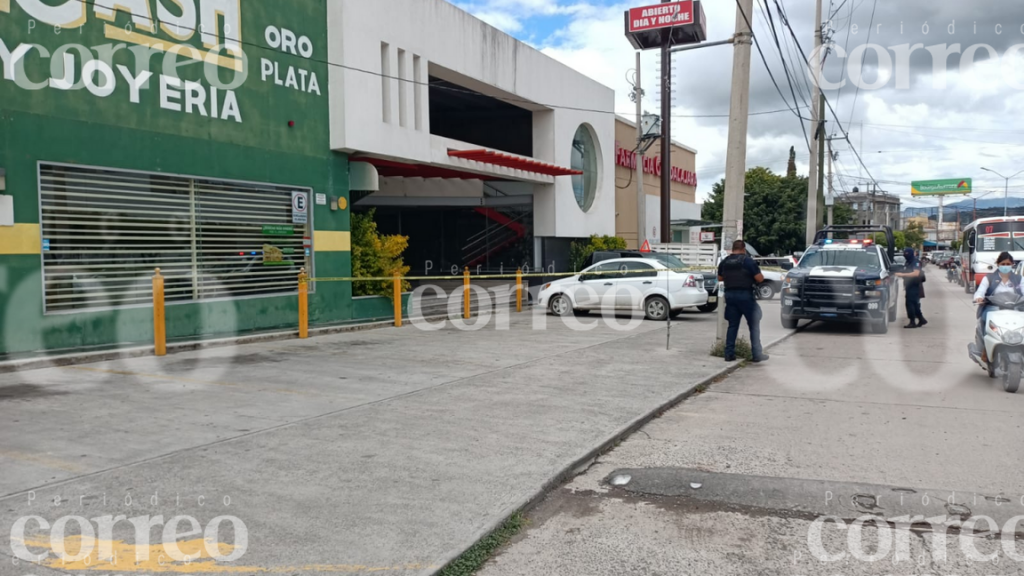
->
[481, 271, 1024, 576]
[0, 301, 787, 575]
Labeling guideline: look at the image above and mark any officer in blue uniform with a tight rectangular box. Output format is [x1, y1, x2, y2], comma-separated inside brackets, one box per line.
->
[717, 240, 769, 363]
[895, 247, 927, 328]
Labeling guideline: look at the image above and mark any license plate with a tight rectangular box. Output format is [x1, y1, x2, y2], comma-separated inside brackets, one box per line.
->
[707, 296, 717, 303]
[820, 307, 837, 312]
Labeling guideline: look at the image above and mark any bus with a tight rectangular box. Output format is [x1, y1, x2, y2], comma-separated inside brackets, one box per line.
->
[959, 217, 1024, 292]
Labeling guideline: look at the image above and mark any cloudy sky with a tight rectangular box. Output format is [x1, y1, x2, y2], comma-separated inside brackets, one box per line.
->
[453, 0, 1024, 208]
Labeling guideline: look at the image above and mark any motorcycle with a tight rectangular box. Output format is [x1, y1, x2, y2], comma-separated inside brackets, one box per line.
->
[947, 262, 960, 283]
[968, 292, 1024, 393]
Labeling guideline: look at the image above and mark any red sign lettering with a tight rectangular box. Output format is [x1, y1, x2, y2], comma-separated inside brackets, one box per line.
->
[615, 143, 697, 187]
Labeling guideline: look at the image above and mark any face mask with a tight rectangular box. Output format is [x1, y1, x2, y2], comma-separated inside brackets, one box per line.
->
[999, 265, 1013, 274]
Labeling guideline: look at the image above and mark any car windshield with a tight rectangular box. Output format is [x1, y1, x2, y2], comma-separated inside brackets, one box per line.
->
[644, 253, 688, 270]
[798, 248, 881, 269]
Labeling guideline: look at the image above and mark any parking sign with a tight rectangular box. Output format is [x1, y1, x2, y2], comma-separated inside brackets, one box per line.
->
[292, 192, 309, 224]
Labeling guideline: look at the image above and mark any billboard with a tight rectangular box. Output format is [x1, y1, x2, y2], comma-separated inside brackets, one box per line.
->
[911, 178, 972, 196]
[628, 1, 694, 33]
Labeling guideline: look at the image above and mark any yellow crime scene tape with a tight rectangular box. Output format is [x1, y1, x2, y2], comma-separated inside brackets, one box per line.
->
[306, 267, 786, 283]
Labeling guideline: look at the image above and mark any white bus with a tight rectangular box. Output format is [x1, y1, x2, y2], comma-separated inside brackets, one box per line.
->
[959, 217, 1024, 292]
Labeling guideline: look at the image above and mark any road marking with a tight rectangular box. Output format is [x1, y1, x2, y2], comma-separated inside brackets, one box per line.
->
[16, 534, 437, 573]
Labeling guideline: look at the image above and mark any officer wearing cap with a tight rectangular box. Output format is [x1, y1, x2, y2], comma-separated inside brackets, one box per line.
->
[717, 239, 769, 363]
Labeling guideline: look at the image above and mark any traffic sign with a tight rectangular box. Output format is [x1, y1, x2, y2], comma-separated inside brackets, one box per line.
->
[292, 191, 309, 224]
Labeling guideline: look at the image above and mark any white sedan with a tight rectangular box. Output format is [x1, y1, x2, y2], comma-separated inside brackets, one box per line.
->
[537, 258, 708, 321]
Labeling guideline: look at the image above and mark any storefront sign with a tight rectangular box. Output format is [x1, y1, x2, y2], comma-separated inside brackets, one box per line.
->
[262, 225, 294, 236]
[615, 144, 697, 186]
[700, 231, 715, 242]
[0, 0, 328, 155]
[628, 1, 694, 33]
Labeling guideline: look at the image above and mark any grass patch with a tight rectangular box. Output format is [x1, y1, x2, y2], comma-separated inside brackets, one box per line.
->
[710, 337, 753, 360]
[437, 512, 525, 576]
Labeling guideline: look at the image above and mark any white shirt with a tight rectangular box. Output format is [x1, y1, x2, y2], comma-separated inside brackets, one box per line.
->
[974, 275, 1024, 300]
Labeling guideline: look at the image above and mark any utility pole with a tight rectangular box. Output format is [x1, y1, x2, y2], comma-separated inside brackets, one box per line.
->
[634, 52, 646, 251]
[716, 0, 755, 346]
[827, 138, 834, 227]
[804, 0, 824, 247]
[816, 95, 826, 230]
[660, 13, 672, 245]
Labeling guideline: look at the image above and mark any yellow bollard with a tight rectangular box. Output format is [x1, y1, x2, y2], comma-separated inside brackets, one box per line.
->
[463, 266, 471, 319]
[152, 268, 166, 357]
[516, 268, 523, 313]
[298, 268, 309, 339]
[393, 272, 403, 327]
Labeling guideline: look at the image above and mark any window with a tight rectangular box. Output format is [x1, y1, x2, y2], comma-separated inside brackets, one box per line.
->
[571, 124, 598, 212]
[581, 262, 624, 281]
[621, 261, 658, 278]
[39, 163, 311, 313]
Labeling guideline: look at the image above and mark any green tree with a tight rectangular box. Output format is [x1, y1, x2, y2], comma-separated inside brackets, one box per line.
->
[904, 221, 926, 248]
[351, 209, 411, 298]
[831, 202, 854, 226]
[569, 235, 628, 271]
[701, 179, 724, 224]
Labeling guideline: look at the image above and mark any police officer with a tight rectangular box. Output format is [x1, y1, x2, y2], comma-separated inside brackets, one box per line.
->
[717, 240, 768, 363]
[895, 247, 927, 328]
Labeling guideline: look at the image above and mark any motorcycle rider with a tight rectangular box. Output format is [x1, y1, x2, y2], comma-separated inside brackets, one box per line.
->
[973, 252, 1024, 360]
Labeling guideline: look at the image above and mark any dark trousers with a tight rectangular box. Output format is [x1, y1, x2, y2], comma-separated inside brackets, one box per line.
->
[724, 290, 763, 359]
[905, 286, 924, 322]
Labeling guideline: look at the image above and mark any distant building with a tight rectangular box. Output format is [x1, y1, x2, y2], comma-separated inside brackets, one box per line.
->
[836, 189, 902, 229]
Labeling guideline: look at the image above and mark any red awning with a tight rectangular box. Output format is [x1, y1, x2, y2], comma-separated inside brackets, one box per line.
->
[448, 149, 582, 177]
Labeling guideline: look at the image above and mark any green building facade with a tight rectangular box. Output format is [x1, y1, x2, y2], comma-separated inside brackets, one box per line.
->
[0, 0, 356, 355]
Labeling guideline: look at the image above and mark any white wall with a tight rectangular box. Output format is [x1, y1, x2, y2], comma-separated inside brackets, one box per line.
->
[328, 0, 616, 239]
[642, 197, 702, 242]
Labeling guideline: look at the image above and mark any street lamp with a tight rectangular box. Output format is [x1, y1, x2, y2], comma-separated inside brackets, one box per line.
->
[981, 167, 1024, 217]
[972, 190, 997, 222]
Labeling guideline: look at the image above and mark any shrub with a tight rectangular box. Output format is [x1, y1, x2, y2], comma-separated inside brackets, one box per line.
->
[710, 337, 753, 360]
[569, 235, 628, 271]
[351, 209, 411, 298]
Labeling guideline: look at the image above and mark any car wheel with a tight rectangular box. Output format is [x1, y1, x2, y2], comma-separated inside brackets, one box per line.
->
[756, 283, 776, 300]
[547, 294, 572, 316]
[781, 316, 798, 330]
[644, 296, 670, 321]
[697, 302, 718, 313]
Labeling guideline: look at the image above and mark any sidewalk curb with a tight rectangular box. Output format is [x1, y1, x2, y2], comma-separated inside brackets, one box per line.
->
[429, 328, 798, 575]
[0, 314, 453, 374]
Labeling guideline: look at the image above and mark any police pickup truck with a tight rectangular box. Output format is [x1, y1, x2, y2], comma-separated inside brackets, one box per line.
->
[781, 226, 900, 334]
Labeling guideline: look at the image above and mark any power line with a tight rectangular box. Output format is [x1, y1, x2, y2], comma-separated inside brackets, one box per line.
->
[733, 0, 809, 126]
[845, 0, 878, 130]
[767, 0, 879, 188]
[757, 0, 810, 148]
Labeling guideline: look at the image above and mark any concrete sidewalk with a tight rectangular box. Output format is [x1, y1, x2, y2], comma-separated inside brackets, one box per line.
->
[0, 304, 788, 575]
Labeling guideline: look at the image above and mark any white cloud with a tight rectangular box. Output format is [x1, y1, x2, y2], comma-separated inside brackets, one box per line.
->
[456, 0, 1024, 207]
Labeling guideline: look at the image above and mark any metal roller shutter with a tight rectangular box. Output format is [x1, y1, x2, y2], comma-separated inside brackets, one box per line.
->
[39, 163, 312, 313]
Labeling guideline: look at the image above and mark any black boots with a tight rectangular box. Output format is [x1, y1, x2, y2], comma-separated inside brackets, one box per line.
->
[904, 318, 928, 329]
